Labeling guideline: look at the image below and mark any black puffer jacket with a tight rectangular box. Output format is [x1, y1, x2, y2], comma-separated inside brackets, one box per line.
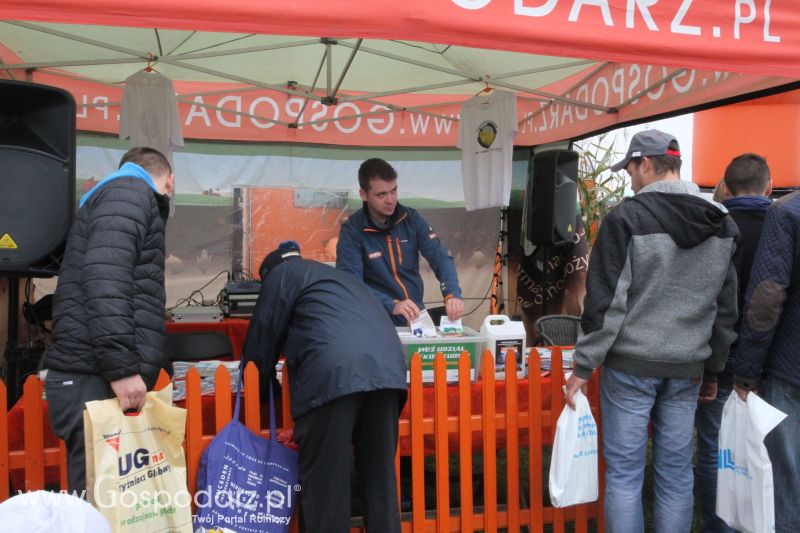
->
[44, 172, 171, 389]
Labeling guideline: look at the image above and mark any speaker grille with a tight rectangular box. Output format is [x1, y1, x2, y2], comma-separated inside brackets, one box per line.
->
[526, 149, 579, 247]
[0, 80, 75, 275]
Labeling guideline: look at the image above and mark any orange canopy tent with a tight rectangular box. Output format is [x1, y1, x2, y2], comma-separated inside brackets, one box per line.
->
[0, 0, 798, 147]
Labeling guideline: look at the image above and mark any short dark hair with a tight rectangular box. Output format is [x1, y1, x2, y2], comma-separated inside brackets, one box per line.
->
[119, 147, 172, 177]
[358, 158, 397, 192]
[723, 153, 770, 196]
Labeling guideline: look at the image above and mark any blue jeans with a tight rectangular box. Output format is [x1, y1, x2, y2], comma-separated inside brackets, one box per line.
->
[762, 375, 800, 532]
[601, 367, 700, 533]
[694, 378, 735, 533]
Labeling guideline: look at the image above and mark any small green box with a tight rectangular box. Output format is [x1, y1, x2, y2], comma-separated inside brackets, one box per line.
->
[397, 327, 484, 383]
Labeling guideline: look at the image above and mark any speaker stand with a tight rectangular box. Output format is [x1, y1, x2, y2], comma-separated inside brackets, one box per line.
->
[490, 207, 509, 315]
[2, 275, 22, 405]
[541, 244, 550, 316]
[500, 207, 509, 315]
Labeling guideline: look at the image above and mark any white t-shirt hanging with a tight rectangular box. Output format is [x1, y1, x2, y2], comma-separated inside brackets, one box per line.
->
[457, 90, 517, 211]
[119, 70, 184, 161]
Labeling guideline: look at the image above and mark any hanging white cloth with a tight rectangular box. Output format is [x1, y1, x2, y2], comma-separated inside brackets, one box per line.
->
[119, 70, 184, 162]
[457, 89, 517, 211]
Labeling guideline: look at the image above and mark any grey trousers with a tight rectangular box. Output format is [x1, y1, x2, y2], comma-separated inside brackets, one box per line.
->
[45, 370, 114, 495]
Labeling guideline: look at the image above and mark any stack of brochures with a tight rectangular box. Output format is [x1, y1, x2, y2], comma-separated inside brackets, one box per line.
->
[172, 360, 240, 401]
[528, 347, 575, 373]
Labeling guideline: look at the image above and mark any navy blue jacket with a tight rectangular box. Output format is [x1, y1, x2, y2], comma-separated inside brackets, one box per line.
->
[719, 195, 771, 379]
[733, 190, 800, 389]
[242, 258, 408, 419]
[336, 203, 461, 326]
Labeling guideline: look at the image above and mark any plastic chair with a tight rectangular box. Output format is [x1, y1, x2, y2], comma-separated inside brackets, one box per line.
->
[164, 331, 234, 361]
[534, 314, 582, 346]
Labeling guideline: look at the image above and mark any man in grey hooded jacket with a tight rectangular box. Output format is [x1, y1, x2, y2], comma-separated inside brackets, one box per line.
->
[565, 130, 739, 533]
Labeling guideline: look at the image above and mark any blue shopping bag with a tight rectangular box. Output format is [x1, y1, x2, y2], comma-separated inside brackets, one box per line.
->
[194, 377, 299, 533]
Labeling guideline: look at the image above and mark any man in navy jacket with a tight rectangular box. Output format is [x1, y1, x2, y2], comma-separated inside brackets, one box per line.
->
[695, 153, 772, 533]
[733, 191, 800, 532]
[243, 242, 407, 533]
[336, 158, 463, 326]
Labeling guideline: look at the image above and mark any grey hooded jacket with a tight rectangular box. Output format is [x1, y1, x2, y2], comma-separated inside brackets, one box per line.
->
[573, 181, 740, 382]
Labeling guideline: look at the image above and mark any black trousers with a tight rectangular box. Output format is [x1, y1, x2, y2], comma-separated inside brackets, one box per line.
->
[45, 369, 114, 495]
[292, 389, 405, 533]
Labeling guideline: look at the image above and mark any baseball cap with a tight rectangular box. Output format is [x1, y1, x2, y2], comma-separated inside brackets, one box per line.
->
[610, 129, 681, 172]
[259, 240, 301, 279]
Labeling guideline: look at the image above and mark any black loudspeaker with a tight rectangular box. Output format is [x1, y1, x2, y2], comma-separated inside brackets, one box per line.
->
[0, 80, 76, 276]
[526, 149, 579, 246]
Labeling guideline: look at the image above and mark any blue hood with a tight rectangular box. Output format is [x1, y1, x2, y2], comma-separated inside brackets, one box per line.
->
[80, 162, 159, 207]
[722, 195, 772, 213]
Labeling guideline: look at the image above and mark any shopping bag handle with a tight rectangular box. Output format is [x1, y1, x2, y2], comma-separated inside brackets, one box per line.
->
[233, 372, 279, 442]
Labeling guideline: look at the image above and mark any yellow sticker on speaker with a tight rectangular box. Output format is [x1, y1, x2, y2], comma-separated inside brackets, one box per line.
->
[0, 233, 18, 249]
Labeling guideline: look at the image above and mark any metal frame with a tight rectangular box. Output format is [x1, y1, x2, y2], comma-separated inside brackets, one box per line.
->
[0, 20, 698, 132]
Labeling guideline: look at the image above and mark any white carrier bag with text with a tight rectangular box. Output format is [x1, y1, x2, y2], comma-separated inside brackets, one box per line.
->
[716, 392, 787, 533]
[548, 389, 599, 508]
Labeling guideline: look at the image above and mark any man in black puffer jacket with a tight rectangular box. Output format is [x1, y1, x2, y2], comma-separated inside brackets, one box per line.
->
[43, 147, 174, 494]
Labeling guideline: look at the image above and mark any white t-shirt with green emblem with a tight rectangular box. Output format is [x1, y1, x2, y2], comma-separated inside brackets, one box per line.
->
[457, 90, 518, 211]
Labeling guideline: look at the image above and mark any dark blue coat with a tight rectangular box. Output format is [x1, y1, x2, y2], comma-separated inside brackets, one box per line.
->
[336, 202, 461, 326]
[733, 190, 800, 388]
[242, 258, 408, 419]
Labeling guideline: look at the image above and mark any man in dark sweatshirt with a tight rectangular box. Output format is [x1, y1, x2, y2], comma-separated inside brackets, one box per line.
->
[565, 130, 740, 533]
[695, 153, 772, 533]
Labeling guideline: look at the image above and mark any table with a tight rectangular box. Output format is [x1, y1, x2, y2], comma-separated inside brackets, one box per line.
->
[166, 318, 251, 358]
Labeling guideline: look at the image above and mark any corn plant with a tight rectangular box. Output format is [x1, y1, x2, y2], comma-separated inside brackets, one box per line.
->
[574, 133, 629, 247]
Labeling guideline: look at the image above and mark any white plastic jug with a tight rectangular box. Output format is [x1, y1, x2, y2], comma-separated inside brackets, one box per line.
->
[479, 314, 526, 379]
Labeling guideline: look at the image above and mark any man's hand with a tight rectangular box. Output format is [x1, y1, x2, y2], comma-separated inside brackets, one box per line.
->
[565, 373, 588, 410]
[445, 297, 465, 321]
[698, 381, 718, 404]
[110, 374, 147, 411]
[393, 299, 421, 323]
[733, 384, 750, 402]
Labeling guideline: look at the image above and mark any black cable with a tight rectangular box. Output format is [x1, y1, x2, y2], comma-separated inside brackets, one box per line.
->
[230, 268, 258, 281]
[422, 226, 506, 317]
[167, 270, 230, 312]
[462, 275, 496, 318]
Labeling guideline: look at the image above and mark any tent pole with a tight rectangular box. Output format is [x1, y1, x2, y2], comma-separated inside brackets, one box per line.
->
[501, 207, 508, 316]
[291, 50, 328, 127]
[331, 38, 362, 99]
[326, 43, 333, 99]
[340, 59, 594, 103]
[617, 69, 686, 109]
[174, 39, 320, 61]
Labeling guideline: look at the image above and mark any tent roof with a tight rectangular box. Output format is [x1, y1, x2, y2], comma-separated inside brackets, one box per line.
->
[1, 1, 798, 146]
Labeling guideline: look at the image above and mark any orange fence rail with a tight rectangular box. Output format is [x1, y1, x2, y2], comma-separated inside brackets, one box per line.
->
[0, 347, 603, 532]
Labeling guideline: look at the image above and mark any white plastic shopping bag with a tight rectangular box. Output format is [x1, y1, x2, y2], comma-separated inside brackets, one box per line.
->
[716, 391, 787, 533]
[548, 389, 599, 507]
